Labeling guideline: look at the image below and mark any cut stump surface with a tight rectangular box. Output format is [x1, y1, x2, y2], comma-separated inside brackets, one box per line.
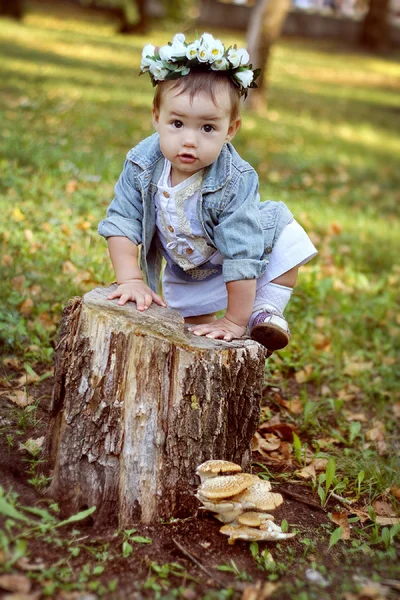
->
[44, 286, 267, 526]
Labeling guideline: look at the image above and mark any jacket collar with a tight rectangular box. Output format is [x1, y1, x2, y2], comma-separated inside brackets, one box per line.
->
[128, 133, 232, 193]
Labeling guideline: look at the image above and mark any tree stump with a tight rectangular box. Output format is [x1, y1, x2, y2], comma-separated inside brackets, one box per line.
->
[44, 286, 267, 527]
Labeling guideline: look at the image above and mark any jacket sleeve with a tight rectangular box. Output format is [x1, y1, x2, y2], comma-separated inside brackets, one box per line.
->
[213, 169, 269, 283]
[98, 159, 143, 246]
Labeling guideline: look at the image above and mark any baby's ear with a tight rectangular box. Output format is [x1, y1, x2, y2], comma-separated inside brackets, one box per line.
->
[226, 117, 242, 142]
[152, 106, 160, 129]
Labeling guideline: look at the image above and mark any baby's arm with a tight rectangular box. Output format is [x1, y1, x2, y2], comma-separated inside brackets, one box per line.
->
[107, 236, 166, 310]
[188, 279, 256, 341]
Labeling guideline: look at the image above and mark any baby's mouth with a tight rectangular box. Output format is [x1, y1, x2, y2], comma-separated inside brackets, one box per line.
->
[178, 153, 197, 163]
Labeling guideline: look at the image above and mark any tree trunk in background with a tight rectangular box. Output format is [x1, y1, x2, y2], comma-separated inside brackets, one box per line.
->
[360, 0, 390, 51]
[246, 0, 291, 112]
[44, 286, 266, 527]
[119, 0, 149, 34]
[0, 0, 24, 19]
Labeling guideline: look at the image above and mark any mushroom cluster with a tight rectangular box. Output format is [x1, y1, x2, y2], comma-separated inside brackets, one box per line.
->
[196, 460, 295, 544]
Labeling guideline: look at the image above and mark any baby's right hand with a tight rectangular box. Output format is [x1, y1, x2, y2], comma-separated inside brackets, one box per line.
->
[107, 280, 167, 311]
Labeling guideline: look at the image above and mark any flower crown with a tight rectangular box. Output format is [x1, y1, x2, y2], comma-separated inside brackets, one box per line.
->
[139, 33, 261, 99]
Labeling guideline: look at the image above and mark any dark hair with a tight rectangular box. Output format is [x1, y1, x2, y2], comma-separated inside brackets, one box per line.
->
[153, 70, 241, 121]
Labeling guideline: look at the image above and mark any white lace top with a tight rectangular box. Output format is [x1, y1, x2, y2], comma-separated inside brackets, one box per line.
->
[155, 159, 218, 271]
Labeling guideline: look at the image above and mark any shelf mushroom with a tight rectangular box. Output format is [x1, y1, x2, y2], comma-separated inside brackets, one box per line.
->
[196, 460, 243, 483]
[195, 461, 295, 543]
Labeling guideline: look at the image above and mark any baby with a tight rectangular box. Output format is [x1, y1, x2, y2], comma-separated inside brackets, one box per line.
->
[98, 33, 317, 354]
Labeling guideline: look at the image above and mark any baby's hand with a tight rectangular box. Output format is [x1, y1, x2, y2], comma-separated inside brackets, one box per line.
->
[187, 316, 247, 342]
[107, 280, 167, 311]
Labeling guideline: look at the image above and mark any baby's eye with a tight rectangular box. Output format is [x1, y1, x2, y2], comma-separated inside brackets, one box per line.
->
[202, 124, 215, 133]
[172, 120, 183, 128]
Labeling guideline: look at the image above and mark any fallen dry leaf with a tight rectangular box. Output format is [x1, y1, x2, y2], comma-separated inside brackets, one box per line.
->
[62, 260, 77, 274]
[5, 390, 35, 408]
[372, 499, 395, 517]
[343, 360, 373, 377]
[2, 357, 23, 371]
[295, 364, 313, 384]
[17, 557, 46, 572]
[295, 464, 316, 480]
[331, 512, 351, 540]
[0, 573, 31, 593]
[392, 403, 400, 419]
[252, 432, 281, 454]
[366, 422, 385, 442]
[390, 486, 400, 501]
[375, 516, 400, 526]
[345, 411, 367, 422]
[241, 581, 279, 600]
[258, 422, 298, 441]
[11, 275, 25, 291]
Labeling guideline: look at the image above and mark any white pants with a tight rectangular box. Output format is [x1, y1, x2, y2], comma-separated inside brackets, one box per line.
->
[162, 220, 317, 317]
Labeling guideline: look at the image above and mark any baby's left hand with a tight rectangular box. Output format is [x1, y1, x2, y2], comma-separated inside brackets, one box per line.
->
[187, 316, 247, 342]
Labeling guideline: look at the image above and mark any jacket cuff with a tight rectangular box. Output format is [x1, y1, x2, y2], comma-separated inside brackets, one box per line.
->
[222, 258, 268, 283]
[98, 217, 142, 246]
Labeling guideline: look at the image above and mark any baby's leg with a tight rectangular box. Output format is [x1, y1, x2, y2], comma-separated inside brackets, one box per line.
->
[249, 221, 317, 352]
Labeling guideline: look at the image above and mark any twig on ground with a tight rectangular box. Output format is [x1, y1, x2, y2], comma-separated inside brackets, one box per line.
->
[330, 492, 353, 505]
[172, 537, 227, 588]
[280, 489, 325, 512]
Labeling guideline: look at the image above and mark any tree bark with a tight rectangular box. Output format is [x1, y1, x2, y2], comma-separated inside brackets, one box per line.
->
[246, 0, 291, 112]
[360, 0, 390, 51]
[44, 286, 266, 527]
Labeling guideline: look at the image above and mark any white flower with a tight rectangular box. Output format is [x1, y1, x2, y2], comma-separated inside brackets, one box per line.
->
[149, 60, 170, 81]
[198, 33, 225, 63]
[227, 47, 250, 68]
[234, 69, 254, 88]
[211, 57, 229, 70]
[186, 40, 200, 60]
[197, 45, 212, 62]
[159, 44, 174, 62]
[140, 43, 155, 70]
[169, 35, 187, 59]
[172, 33, 186, 45]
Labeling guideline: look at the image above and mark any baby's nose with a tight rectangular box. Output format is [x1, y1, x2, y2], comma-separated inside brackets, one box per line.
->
[183, 131, 198, 147]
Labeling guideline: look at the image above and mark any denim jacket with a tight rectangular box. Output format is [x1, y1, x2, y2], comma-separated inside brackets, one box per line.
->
[98, 133, 293, 292]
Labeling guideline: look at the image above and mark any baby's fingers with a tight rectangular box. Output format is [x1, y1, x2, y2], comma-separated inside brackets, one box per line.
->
[135, 293, 153, 311]
[151, 292, 167, 308]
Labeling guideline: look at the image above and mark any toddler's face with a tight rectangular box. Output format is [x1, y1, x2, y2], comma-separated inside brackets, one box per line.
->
[152, 84, 241, 186]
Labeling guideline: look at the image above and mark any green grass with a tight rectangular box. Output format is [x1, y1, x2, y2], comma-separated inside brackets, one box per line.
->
[0, 4, 399, 598]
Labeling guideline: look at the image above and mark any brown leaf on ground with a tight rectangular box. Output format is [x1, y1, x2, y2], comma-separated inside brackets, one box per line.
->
[331, 512, 351, 539]
[19, 298, 34, 317]
[349, 508, 370, 523]
[258, 422, 298, 441]
[15, 372, 40, 387]
[278, 395, 303, 414]
[62, 260, 77, 274]
[17, 557, 46, 571]
[252, 432, 281, 454]
[375, 516, 400, 525]
[2, 357, 23, 371]
[241, 581, 279, 600]
[391, 486, 400, 501]
[0, 573, 31, 593]
[345, 411, 367, 422]
[372, 499, 396, 517]
[365, 422, 385, 442]
[4, 390, 35, 408]
[343, 359, 373, 377]
[11, 275, 25, 291]
[295, 364, 313, 384]
[392, 403, 400, 419]
[296, 464, 316, 480]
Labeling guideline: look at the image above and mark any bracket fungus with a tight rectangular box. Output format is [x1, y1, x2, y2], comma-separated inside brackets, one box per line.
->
[220, 521, 296, 544]
[196, 460, 243, 483]
[195, 460, 295, 544]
